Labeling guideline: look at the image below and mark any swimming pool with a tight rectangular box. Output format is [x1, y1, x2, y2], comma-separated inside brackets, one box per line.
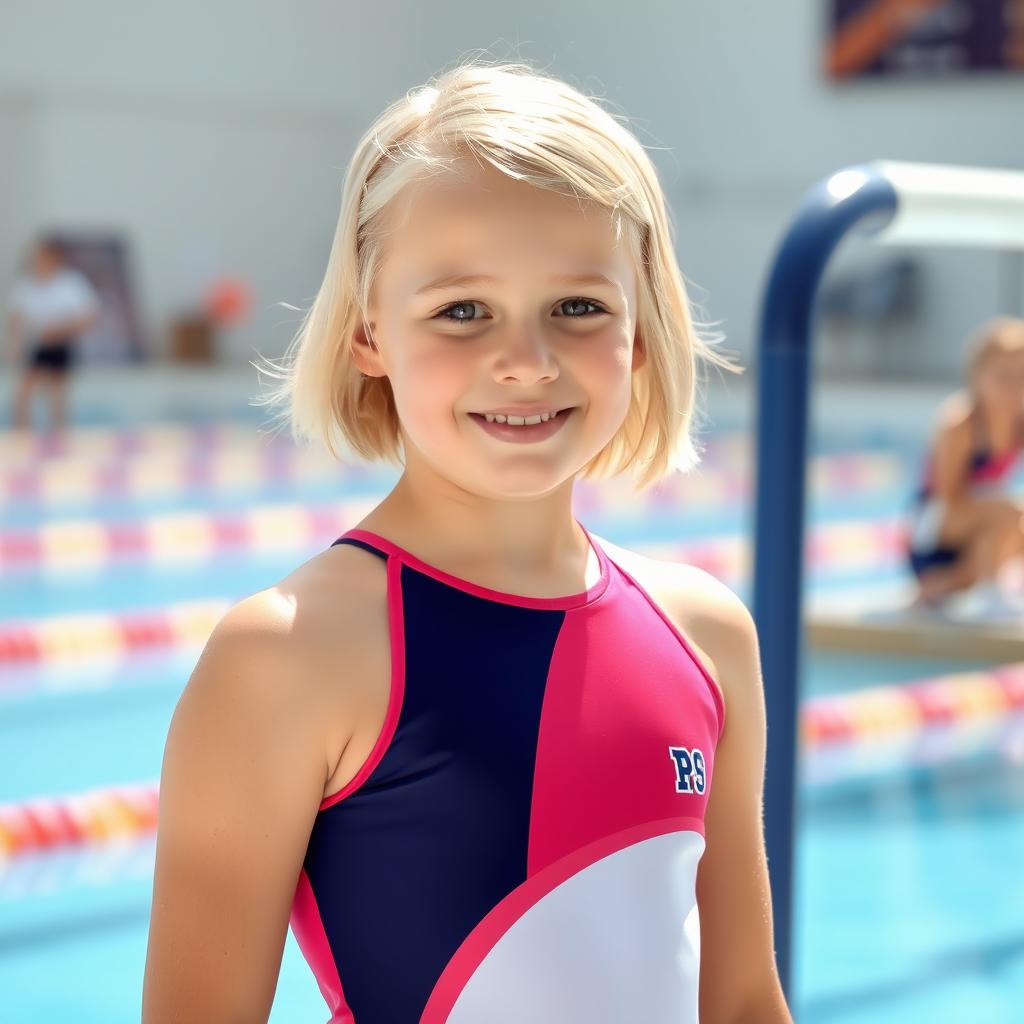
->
[2, 423, 1022, 1023]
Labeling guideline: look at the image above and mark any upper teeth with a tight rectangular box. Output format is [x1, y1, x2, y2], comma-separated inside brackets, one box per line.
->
[483, 411, 558, 425]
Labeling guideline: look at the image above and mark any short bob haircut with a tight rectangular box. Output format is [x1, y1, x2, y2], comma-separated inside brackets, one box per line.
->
[255, 59, 740, 490]
[964, 315, 1024, 393]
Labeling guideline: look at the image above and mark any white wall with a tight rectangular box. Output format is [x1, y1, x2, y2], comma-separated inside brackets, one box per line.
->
[28, 93, 358, 362]
[1, 0, 1022, 374]
[0, 94, 43, 285]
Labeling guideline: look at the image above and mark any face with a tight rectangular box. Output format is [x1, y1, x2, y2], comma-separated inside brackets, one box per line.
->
[353, 158, 643, 501]
[31, 244, 61, 278]
[975, 346, 1024, 411]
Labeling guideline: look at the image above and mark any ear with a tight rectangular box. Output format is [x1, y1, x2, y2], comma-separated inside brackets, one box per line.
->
[631, 329, 646, 371]
[350, 320, 386, 378]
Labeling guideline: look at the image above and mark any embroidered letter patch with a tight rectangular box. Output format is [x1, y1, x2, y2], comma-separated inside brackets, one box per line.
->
[668, 745, 706, 794]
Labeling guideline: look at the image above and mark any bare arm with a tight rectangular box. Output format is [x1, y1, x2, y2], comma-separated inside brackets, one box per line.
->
[928, 409, 973, 511]
[141, 590, 333, 1023]
[671, 568, 793, 1023]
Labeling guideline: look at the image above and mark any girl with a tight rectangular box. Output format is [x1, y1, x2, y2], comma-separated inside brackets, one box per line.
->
[142, 61, 792, 1023]
[5, 235, 100, 434]
[906, 316, 1024, 618]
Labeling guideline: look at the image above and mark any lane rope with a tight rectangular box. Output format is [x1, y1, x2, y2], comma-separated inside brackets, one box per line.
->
[4, 663, 1023, 859]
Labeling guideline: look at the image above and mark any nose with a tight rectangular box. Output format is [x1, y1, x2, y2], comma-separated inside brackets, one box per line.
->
[492, 330, 560, 385]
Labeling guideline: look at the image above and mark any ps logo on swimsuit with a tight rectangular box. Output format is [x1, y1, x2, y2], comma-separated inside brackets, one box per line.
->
[669, 745, 707, 794]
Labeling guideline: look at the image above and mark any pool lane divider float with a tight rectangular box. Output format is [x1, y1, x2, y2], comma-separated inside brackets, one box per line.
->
[0, 598, 230, 668]
[0, 445, 905, 512]
[0, 783, 159, 860]
[0, 500, 374, 572]
[0, 522, 913, 671]
[802, 663, 1024, 742]
[0, 422, 279, 463]
[801, 668, 1024, 788]
[7, 517, 1017, 673]
[3, 662, 1023, 861]
[0, 447, 383, 506]
[0, 500, 907, 577]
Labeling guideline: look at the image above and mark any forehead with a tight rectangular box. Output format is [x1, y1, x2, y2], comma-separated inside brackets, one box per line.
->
[985, 343, 1024, 363]
[378, 159, 635, 289]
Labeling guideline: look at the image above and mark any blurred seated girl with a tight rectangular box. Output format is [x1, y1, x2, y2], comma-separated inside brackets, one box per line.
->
[906, 316, 1024, 617]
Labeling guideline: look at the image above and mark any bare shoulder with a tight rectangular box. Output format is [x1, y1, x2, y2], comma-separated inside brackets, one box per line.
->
[264, 539, 389, 649]
[209, 539, 386, 698]
[591, 532, 762, 721]
[925, 394, 973, 477]
[197, 538, 391, 792]
[935, 391, 972, 439]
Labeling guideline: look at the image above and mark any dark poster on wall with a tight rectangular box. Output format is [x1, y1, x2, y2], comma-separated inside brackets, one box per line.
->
[52, 232, 146, 362]
[827, 0, 1024, 78]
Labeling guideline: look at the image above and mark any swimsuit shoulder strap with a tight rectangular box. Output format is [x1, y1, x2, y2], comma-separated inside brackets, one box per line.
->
[330, 534, 388, 561]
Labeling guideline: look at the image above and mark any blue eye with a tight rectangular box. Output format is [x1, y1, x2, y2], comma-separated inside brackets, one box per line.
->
[434, 298, 607, 326]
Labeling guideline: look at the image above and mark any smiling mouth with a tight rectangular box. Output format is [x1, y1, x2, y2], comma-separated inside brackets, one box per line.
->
[468, 407, 575, 423]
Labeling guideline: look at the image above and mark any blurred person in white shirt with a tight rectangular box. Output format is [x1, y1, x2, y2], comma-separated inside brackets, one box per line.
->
[5, 235, 101, 433]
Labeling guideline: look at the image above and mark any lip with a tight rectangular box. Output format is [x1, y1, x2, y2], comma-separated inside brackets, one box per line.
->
[471, 405, 575, 417]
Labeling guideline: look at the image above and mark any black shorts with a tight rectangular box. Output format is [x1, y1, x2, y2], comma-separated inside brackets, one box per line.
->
[906, 490, 964, 579]
[26, 337, 76, 375]
[908, 544, 962, 579]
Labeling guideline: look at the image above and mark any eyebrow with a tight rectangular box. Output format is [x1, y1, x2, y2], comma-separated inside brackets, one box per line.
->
[414, 271, 619, 296]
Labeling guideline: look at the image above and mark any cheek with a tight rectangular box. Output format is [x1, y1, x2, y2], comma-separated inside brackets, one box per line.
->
[579, 337, 635, 412]
[392, 345, 473, 422]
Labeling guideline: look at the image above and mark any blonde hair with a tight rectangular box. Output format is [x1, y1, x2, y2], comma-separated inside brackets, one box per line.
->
[254, 58, 740, 490]
[965, 316, 1024, 393]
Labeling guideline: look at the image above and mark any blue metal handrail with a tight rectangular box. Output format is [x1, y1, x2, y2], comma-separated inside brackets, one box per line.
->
[756, 158, 1024, 1001]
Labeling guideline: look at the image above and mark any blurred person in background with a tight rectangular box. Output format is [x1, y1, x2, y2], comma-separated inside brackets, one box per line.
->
[906, 316, 1024, 619]
[4, 235, 101, 434]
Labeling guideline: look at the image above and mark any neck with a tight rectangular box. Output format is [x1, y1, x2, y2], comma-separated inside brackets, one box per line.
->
[356, 460, 590, 588]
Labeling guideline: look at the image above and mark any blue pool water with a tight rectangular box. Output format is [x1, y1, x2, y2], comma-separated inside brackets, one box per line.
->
[2, 428, 1022, 1022]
